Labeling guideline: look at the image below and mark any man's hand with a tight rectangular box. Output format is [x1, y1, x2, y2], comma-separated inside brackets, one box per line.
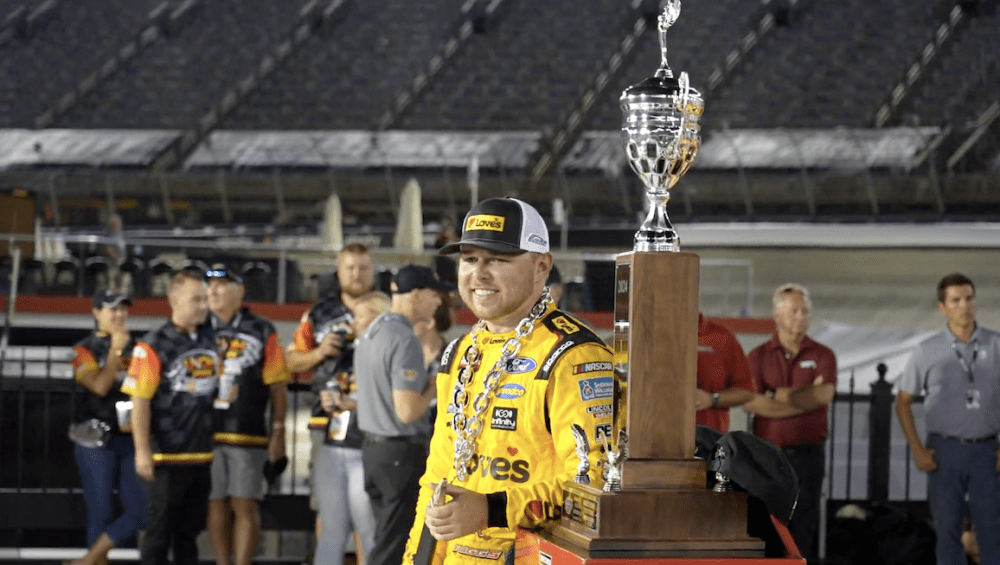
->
[135, 450, 154, 481]
[774, 376, 825, 405]
[912, 445, 937, 473]
[694, 388, 713, 411]
[425, 482, 488, 541]
[110, 329, 130, 352]
[334, 391, 357, 411]
[318, 333, 343, 359]
[110, 330, 131, 368]
[320, 389, 336, 413]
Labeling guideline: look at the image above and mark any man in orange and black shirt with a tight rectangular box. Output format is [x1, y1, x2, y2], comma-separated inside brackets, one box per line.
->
[204, 265, 290, 565]
[122, 270, 220, 565]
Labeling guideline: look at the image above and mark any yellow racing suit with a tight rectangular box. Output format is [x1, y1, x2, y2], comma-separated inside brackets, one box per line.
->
[404, 305, 614, 565]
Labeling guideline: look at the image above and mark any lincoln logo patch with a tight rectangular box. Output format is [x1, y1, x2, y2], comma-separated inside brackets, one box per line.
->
[466, 214, 505, 232]
[491, 407, 517, 431]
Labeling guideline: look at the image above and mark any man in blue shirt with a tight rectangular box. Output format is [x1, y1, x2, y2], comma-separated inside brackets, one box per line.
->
[896, 273, 1000, 565]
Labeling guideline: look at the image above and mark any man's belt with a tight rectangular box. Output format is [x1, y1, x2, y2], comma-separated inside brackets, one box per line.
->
[934, 432, 997, 444]
[364, 433, 425, 444]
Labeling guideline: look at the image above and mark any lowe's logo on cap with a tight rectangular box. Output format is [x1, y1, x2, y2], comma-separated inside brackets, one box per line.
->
[466, 214, 506, 232]
[438, 197, 549, 255]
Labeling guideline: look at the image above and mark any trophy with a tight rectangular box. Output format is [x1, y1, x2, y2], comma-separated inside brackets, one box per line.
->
[621, 0, 704, 252]
[548, 1, 761, 558]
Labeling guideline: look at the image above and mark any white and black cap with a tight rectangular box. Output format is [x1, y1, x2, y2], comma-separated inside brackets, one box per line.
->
[438, 197, 549, 255]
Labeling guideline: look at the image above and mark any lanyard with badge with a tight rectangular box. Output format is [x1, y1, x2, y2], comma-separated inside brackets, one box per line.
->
[952, 340, 980, 410]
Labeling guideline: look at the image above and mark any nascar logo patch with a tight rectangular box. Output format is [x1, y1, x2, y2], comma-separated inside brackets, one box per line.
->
[573, 362, 613, 375]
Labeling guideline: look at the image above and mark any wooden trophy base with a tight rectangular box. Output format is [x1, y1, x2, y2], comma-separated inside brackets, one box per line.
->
[550, 481, 763, 558]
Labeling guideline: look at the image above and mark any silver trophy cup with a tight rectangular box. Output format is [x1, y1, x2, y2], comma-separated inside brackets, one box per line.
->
[621, 0, 703, 252]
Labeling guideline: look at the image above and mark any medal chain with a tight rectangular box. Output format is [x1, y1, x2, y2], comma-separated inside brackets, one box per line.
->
[451, 288, 552, 482]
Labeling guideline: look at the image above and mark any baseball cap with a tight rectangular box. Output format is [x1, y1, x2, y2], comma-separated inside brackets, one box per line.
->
[92, 288, 132, 309]
[205, 263, 244, 285]
[392, 265, 457, 294]
[438, 197, 549, 255]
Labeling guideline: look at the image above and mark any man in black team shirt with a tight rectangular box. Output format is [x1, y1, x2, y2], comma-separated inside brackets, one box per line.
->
[204, 265, 291, 565]
[122, 270, 220, 565]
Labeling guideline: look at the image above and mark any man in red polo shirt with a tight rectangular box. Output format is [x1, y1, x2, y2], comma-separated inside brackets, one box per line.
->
[694, 313, 755, 432]
[743, 283, 836, 565]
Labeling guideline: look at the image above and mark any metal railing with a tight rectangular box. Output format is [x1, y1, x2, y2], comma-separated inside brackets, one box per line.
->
[0, 345, 319, 555]
[3, 347, 930, 556]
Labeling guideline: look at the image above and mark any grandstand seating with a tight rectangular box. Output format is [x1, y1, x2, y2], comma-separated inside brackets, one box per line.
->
[586, 0, 766, 131]
[55, 0, 314, 129]
[226, 0, 468, 130]
[705, 0, 946, 129]
[909, 9, 1000, 126]
[0, 0, 994, 227]
[399, 0, 640, 131]
[0, 0, 162, 127]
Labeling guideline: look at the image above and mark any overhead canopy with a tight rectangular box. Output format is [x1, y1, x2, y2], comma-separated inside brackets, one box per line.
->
[184, 130, 542, 170]
[694, 127, 942, 170]
[0, 127, 941, 172]
[0, 129, 179, 169]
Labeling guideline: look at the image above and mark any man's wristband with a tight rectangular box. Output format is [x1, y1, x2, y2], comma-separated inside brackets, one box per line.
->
[711, 392, 720, 408]
[766, 390, 776, 399]
[486, 492, 508, 528]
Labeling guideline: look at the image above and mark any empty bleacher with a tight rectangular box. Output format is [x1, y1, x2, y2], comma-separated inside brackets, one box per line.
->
[225, 0, 467, 130]
[54, 0, 314, 129]
[909, 8, 1000, 126]
[398, 0, 638, 131]
[0, 0, 162, 127]
[586, 0, 766, 131]
[706, 0, 945, 129]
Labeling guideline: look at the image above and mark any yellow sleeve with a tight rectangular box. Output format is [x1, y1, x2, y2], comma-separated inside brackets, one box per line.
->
[506, 342, 614, 529]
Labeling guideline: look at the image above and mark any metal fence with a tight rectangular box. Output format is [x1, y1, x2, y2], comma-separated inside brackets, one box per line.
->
[0, 345, 318, 554]
[825, 364, 928, 505]
[1, 348, 931, 554]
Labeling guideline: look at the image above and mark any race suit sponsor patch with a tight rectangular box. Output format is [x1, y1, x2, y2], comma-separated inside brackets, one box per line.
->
[573, 361, 613, 375]
[587, 404, 613, 419]
[453, 545, 503, 560]
[496, 383, 526, 399]
[578, 376, 613, 401]
[491, 407, 517, 431]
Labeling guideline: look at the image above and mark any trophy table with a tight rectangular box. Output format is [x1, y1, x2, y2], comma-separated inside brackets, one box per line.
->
[548, 1, 764, 558]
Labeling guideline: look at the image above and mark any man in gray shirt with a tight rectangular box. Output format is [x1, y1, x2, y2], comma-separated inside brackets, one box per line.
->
[896, 273, 1000, 565]
[355, 264, 452, 565]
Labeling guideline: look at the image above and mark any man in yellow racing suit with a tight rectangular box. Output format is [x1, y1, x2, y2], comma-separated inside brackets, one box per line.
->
[403, 197, 614, 565]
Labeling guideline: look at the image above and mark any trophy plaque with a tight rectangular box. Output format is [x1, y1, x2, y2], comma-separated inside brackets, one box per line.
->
[550, 1, 761, 557]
